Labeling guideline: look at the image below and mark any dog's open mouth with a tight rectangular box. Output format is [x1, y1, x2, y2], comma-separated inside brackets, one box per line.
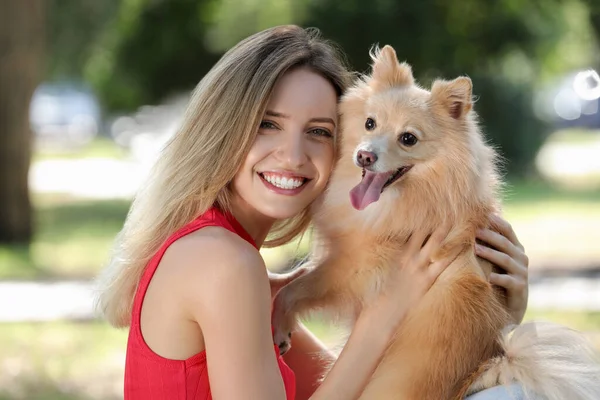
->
[351, 166, 412, 210]
[382, 165, 412, 190]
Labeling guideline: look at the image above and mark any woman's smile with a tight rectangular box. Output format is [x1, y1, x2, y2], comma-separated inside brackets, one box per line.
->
[258, 170, 311, 195]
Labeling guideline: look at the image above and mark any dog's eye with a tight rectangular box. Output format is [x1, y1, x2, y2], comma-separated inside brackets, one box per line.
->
[365, 118, 376, 131]
[399, 132, 418, 146]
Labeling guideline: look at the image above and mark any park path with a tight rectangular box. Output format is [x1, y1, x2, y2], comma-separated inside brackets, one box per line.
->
[1, 270, 599, 322]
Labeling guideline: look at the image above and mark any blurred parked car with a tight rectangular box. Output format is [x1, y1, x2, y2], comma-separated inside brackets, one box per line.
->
[29, 82, 102, 149]
[109, 94, 189, 165]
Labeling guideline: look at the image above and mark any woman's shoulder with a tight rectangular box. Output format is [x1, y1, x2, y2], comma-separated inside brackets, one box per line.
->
[166, 225, 262, 270]
[159, 225, 269, 312]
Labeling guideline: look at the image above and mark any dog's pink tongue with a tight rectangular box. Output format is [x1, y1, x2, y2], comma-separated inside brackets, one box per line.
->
[350, 170, 390, 210]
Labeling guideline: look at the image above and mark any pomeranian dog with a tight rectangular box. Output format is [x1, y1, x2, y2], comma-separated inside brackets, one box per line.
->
[272, 45, 600, 399]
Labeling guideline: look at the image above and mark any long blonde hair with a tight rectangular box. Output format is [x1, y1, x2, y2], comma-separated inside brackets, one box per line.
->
[95, 25, 352, 328]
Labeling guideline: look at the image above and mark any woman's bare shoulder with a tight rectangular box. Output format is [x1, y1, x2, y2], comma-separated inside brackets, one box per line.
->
[154, 227, 285, 399]
[166, 226, 262, 267]
[159, 225, 269, 316]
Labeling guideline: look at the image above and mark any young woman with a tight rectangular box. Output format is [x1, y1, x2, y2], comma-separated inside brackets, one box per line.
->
[96, 25, 530, 400]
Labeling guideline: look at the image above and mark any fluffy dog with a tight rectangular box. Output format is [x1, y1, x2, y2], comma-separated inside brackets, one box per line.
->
[272, 45, 600, 399]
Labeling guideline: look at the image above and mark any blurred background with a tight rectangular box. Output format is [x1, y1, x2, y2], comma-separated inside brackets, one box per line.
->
[1, 0, 600, 398]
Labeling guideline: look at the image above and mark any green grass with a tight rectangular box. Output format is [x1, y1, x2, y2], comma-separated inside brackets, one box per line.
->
[0, 321, 127, 400]
[0, 311, 597, 399]
[0, 197, 130, 280]
[543, 128, 600, 145]
[496, 180, 600, 263]
[524, 310, 600, 333]
[0, 318, 337, 400]
[504, 179, 600, 204]
[33, 137, 127, 162]
[503, 179, 600, 220]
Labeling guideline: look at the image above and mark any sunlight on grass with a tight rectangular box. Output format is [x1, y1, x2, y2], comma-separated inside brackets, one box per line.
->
[0, 246, 38, 279]
[0, 311, 597, 399]
[545, 129, 600, 145]
[0, 321, 127, 400]
[261, 232, 312, 272]
[31, 199, 130, 278]
[0, 318, 337, 400]
[0, 198, 130, 279]
[524, 309, 600, 332]
[33, 137, 127, 163]
[524, 310, 600, 350]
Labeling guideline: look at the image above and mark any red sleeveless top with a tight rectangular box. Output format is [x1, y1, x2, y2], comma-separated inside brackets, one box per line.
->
[124, 207, 296, 399]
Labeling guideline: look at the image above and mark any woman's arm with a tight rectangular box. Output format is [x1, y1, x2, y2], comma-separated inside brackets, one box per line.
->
[179, 229, 288, 400]
[282, 322, 335, 400]
[180, 223, 453, 399]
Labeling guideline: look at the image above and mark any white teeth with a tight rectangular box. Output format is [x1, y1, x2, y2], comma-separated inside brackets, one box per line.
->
[262, 174, 305, 189]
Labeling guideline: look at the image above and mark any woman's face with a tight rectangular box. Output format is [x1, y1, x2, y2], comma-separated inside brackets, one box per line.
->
[232, 67, 338, 221]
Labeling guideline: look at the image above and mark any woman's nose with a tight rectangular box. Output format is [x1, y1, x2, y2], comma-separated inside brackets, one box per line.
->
[277, 131, 308, 168]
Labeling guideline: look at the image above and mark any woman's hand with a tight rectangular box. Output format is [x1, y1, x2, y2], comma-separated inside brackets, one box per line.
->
[475, 214, 529, 324]
[360, 223, 457, 338]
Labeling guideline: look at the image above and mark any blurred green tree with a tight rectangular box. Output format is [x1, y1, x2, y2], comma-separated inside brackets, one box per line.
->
[582, 0, 600, 38]
[84, 0, 223, 112]
[46, 0, 120, 81]
[302, 0, 592, 175]
[84, 0, 306, 112]
[0, 0, 45, 244]
[83, 0, 597, 174]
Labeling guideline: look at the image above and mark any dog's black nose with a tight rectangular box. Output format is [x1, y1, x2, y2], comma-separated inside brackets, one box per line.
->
[357, 150, 378, 167]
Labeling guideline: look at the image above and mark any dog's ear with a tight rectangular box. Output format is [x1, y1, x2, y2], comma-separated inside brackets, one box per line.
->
[430, 77, 473, 119]
[369, 45, 414, 89]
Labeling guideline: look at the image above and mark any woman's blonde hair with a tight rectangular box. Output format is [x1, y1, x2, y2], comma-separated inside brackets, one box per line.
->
[95, 25, 352, 328]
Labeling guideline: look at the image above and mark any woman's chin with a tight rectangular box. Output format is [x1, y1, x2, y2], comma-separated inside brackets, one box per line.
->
[257, 202, 309, 221]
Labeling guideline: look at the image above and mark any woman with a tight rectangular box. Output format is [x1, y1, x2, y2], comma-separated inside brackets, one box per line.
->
[95, 25, 529, 399]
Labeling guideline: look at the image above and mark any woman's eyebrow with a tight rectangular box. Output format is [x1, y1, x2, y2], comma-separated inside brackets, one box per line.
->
[309, 117, 336, 127]
[265, 110, 289, 118]
[265, 110, 336, 127]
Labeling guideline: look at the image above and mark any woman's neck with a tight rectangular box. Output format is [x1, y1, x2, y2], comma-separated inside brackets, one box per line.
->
[228, 195, 275, 248]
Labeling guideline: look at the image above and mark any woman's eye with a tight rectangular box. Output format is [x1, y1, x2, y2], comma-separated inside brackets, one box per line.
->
[259, 120, 277, 130]
[310, 128, 333, 138]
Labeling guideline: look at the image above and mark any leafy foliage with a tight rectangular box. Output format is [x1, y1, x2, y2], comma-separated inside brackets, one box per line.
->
[46, 0, 600, 172]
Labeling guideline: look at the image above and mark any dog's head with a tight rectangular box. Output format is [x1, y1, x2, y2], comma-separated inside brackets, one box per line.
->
[338, 45, 481, 211]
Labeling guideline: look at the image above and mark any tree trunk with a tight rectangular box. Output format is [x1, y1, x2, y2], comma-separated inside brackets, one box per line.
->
[0, 0, 45, 244]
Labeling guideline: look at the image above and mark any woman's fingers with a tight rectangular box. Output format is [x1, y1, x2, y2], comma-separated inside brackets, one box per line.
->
[406, 229, 430, 255]
[489, 272, 524, 293]
[419, 222, 452, 265]
[475, 243, 526, 278]
[476, 228, 517, 259]
[489, 214, 524, 251]
[428, 249, 460, 284]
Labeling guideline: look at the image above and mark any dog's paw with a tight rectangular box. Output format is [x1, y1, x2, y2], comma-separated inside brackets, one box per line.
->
[272, 294, 295, 356]
[274, 330, 292, 356]
[272, 308, 294, 355]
